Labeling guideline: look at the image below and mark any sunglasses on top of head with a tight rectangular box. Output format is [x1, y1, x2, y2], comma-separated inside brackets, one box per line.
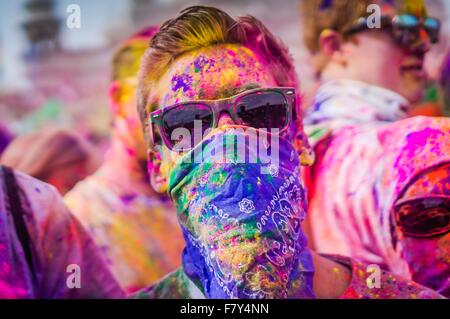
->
[344, 14, 440, 47]
[148, 87, 297, 151]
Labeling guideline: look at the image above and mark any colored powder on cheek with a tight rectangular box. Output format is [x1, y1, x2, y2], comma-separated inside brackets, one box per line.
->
[332, 266, 340, 275]
[125, 146, 137, 157]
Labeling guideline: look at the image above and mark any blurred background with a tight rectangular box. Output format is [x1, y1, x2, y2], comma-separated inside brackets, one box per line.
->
[0, 0, 449, 146]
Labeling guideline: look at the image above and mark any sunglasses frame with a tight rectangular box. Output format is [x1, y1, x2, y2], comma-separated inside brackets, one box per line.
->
[393, 195, 450, 238]
[148, 87, 297, 151]
[344, 14, 441, 45]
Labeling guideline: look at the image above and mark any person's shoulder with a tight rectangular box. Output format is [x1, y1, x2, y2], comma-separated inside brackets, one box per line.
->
[64, 172, 114, 215]
[64, 172, 103, 201]
[13, 170, 63, 216]
[13, 169, 57, 197]
[132, 268, 192, 299]
[326, 255, 444, 299]
[377, 116, 450, 145]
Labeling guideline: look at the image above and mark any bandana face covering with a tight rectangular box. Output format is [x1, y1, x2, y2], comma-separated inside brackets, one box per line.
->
[168, 126, 315, 299]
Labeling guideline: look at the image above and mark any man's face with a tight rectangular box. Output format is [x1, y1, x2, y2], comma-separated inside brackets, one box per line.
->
[395, 163, 450, 297]
[148, 44, 278, 192]
[337, 3, 432, 103]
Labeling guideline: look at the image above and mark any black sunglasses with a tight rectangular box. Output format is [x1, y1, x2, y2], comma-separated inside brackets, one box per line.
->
[148, 87, 296, 151]
[344, 14, 440, 46]
[394, 195, 450, 238]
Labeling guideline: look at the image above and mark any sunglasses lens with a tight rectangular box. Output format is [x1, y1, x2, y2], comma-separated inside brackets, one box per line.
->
[394, 14, 419, 28]
[236, 91, 289, 131]
[424, 17, 439, 30]
[395, 198, 450, 237]
[425, 18, 440, 43]
[163, 104, 213, 150]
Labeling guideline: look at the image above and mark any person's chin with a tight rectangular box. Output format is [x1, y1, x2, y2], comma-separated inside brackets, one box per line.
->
[399, 82, 424, 104]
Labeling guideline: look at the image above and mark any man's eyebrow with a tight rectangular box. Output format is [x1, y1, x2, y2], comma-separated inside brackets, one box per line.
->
[230, 83, 261, 96]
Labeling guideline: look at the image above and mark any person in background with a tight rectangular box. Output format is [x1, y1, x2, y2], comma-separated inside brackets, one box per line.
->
[64, 27, 184, 293]
[300, 0, 450, 296]
[133, 6, 442, 299]
[0, 165, 124, 298]
[1, 127, 100, 195]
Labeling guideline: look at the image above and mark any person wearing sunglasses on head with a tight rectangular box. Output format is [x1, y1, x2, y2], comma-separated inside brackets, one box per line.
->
[64, 27, 184, 294]
[132, 6, 442, 299]
[300, 0, 450, 297]
[301, 0, 439, 132]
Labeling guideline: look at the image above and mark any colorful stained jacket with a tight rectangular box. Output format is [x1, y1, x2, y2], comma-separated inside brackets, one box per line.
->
[133, 254, 443, 299]
[64, 166, 184, 293]
[304, 80, 450, 278]
[0, 168, 124, 298]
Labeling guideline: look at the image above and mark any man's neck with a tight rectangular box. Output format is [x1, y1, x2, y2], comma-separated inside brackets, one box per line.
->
[306, 78, 410, 126]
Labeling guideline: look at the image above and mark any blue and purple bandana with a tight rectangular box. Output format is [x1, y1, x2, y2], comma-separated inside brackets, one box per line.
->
[168, 126, 315, 299]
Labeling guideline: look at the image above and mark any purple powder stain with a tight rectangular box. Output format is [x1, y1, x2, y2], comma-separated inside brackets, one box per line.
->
[233, 59, 245, 68]
[125, 146, 136, 157]
[393, 127, 444, 193]
[171, 74, 193, 93]
[121, 193, 137, 205]
[193, 56, 215, 72]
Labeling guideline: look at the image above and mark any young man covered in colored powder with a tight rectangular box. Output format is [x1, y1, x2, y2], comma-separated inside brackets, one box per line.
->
[132, 6, 442, 299]
[0, 166, 124, 298]
[300, 0, 450, 296]
[64, 27, 184, 293]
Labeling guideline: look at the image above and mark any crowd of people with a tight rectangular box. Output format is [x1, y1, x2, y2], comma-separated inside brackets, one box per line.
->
[0, 0, 449, 299]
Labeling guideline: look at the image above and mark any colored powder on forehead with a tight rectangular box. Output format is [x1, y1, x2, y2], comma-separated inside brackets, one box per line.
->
[225, 49, 246, 68]
[393, 127, 446, 191]
[159, 44, 274, 107]
[171, 74, 193, 93]
[193, 56, 215, 73]
[403, 164, 450, 197]
[319, 0, 333, 10]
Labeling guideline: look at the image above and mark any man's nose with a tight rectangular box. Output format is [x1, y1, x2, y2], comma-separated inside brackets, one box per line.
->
[217, 112, 235, 127]
[410, 28, 431, 54]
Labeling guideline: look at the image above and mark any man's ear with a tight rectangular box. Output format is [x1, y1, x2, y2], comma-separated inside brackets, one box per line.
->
[319, 29, 342, 58]
[319, 29, 348, 68]
[147, 149, 168, 193]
